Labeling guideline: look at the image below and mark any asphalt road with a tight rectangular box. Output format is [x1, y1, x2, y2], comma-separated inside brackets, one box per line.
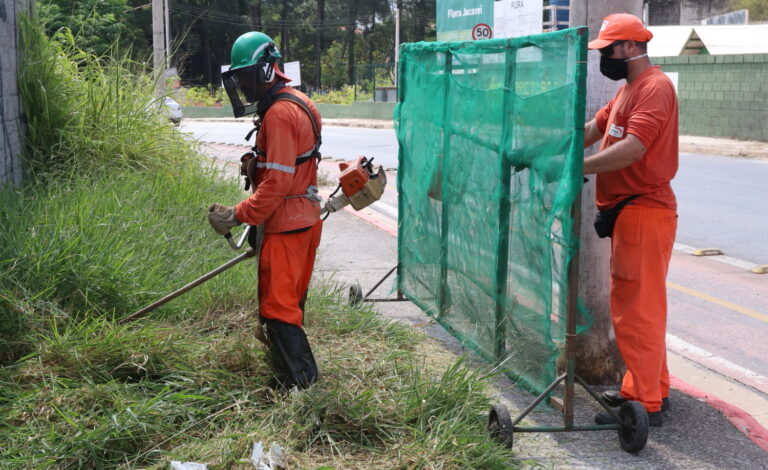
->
[180, 121, 767, 265]
[180, 120, 400, 168]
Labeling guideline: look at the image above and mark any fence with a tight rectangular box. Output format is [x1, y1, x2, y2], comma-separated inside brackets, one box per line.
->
[395, 27, 589, 395]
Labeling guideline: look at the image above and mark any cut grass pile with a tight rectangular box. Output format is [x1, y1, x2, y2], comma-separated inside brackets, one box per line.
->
[0, 14, 517, 470]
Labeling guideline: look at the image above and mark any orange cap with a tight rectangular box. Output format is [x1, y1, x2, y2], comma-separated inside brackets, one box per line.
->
[587, 13, 653, 50]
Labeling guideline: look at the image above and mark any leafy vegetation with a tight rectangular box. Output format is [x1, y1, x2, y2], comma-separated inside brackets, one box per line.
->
[176, 86, 227, 107]
[1, 15, 516, 469]
[37, 0, 437, 91]
[729, 0, 768, 20]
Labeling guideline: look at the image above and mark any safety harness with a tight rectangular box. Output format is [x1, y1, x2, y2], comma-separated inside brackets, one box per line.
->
[241, 92, 322, 191]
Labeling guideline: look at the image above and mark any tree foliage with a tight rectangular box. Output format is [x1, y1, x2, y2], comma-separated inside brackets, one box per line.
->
[38, 0, 149, 56]
[37, 0, 436, 90]
[729, 0, 768, 20]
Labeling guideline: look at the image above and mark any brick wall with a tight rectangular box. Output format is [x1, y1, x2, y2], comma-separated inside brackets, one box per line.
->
[655, 54, 768, 142]
[1, 0, 30, 188]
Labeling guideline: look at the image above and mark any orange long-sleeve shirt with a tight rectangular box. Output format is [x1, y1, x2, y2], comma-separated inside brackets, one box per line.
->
[594, 66, 679, 211]
[235, 87, 322, 233]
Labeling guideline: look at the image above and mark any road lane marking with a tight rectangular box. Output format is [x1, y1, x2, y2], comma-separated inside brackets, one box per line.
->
[674, 242, 760, 271]
[667, 281, 768, 324]
[667, 333, 768, 396]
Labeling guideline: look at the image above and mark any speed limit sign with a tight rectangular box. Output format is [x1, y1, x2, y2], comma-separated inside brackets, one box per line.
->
[472, 23, 493, 40]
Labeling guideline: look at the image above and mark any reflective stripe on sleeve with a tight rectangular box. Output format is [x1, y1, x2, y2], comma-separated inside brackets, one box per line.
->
[256, 161, 296, 174]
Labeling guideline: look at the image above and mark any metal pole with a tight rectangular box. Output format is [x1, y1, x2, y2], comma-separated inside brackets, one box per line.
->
[493, 47, 517, 362]
[121, 248, 258, 323]
[394, 7, 400, 87]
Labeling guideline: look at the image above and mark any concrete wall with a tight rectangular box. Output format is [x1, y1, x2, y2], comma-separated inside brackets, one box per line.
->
[0, 0, 29, 188]
[657, 54, 768, 141]
[647, 0, 728, 25]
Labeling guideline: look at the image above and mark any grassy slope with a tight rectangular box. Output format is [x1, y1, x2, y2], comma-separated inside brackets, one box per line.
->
[0, 16, 517, 470]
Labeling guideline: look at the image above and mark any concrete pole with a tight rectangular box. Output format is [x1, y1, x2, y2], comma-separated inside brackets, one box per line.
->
[152, 0, 165, 94]
[164, 0, 171, 70]
[569, 0, 644, 384]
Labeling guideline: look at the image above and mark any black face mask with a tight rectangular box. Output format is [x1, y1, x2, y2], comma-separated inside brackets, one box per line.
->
[600, 56, 628, 81]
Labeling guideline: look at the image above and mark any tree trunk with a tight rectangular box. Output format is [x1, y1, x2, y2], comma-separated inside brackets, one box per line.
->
[248, 0, 262, 31]
[415, 0, 426, 41]
[203, 24, 212, 87]
[280, 0, 290, 59]
[569, 0, 645, 385]
[346, 1, 356, 84]
[314, 0, 324, 89]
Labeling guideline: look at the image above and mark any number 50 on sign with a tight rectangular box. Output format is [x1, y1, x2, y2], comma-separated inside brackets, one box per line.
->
[472, 23, 493, 40]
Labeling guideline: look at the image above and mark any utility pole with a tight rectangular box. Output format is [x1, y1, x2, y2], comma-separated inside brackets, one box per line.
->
[569, 0, 644, 384]
[164, 0, 171, 70]
[394, 6, 400, 87]
[152, 0, 166, 94]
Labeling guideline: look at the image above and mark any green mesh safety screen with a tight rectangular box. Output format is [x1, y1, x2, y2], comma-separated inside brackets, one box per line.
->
[395, 27, 589, 396]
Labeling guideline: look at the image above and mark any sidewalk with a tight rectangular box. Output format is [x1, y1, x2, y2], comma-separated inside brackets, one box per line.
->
[313, 203, 767, 468]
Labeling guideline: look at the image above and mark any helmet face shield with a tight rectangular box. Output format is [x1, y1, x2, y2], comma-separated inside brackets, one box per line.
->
[222, 62, 274, 118]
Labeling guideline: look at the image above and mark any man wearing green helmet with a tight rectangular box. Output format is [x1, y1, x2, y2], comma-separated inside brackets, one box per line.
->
[208, 31, 324, 390]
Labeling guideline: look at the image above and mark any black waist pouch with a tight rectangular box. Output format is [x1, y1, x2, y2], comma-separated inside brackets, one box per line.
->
[593, 195, 642, 238]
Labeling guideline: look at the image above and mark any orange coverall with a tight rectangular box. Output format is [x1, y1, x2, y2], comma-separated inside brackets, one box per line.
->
[234, 87, 322, 328]
[595, 66, 679, 413]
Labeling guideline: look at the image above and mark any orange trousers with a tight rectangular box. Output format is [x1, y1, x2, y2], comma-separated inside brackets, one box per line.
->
[258, 221, 322, 327]
[610, 205, 677, 413]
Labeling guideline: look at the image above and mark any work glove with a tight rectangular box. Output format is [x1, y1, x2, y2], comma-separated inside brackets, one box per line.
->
[207, 203, 241, 235]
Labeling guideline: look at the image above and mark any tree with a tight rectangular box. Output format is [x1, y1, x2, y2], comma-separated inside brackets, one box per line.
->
[38, 0, 149, 56]
[729, 0, 768, 20]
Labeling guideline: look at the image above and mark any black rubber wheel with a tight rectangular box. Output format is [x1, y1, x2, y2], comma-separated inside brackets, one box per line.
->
[618, 401, 649, 453]
[488, 404, 514, 449]
[348, 283, 363, 306]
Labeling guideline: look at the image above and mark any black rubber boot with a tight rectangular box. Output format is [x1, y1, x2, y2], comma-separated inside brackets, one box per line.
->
[263, 319, 319, 390]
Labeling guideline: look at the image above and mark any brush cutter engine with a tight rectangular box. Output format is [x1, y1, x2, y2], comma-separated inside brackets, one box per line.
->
[321, 156, 387, 218]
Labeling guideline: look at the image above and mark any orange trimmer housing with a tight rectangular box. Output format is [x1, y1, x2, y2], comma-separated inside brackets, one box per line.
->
[334, 156, 386, 211]
[338, 157, 371, 197]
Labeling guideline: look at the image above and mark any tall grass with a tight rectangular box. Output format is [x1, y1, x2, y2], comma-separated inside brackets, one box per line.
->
[18, 17, 188, 178]
[0, 15, 517, 469]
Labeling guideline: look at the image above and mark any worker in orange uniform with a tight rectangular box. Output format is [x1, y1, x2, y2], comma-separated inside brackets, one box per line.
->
[208, 31, 323, 390]
[582, 13, 678, 427]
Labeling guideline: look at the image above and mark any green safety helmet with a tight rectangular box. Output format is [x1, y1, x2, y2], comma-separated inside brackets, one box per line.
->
[230, 32, 282, 71]
[223, 31, 291, 117]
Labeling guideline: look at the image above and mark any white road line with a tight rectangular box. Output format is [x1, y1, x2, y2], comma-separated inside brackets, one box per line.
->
[371, 201, 399, 218]
[666, 333, 768, 396]
[673, 242, 759, 271]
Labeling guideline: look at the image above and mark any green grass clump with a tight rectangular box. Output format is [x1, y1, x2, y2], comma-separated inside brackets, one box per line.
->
[18, 16, 188, 178]
[0, 15, 517, 470]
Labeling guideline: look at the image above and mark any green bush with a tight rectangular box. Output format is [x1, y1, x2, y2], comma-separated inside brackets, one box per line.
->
[176, 86, 226, 107]
[311, 85, 372, 104]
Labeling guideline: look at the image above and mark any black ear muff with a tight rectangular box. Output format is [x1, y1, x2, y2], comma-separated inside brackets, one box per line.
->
[254, 61, 274, 84]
